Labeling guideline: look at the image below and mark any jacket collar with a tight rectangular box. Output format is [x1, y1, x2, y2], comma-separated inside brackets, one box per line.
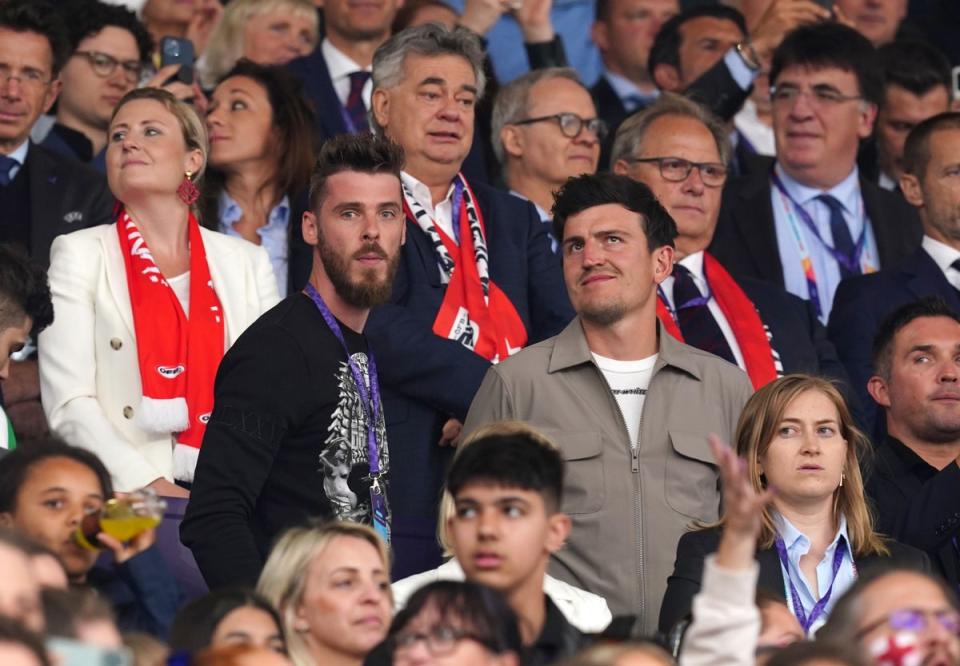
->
[547, 316, 703, 381]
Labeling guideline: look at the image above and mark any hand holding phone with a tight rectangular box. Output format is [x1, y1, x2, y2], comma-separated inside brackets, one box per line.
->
[159, 36, 195, 86]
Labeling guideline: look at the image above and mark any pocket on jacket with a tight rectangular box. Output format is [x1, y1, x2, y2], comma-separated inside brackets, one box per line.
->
[540, 429, 604, 515]
[664, 431, 720, 521]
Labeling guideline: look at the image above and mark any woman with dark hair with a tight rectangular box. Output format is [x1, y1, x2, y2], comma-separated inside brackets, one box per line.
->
[659, 375, 928, 637]
[170, 588, 285, 655]
[386, 581, 522, 666]
[201, 59, 316, 297]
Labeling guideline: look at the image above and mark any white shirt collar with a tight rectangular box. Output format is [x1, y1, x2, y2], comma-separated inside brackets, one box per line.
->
[774, 162, 862, 213]
[509, 189, 551, 222]
[401, 171, 456, 217]
[775, 511, 850, 555]
[5, 139, 29, 165]
[878, 171, 898, 191]
[603, 70, 659, 105]
[922, 235, 960, 277]
[322, 38, 368, 83]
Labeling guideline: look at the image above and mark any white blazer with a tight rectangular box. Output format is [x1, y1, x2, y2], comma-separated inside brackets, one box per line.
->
[39, 224, 280, 491]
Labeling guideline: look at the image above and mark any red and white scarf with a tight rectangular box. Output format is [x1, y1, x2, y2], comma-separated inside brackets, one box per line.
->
[402, 174, 527, 363]
[117, 209, 224, 482]
[657, 252, 778, 389]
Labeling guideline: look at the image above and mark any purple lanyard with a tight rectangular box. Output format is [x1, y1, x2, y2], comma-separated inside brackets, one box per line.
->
[770, 172, 868, 275]
[773, 533, 849, 633]
[303, 284, 390, 541]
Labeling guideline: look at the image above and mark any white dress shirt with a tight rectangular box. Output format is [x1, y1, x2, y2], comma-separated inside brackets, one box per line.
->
[401, 171, 458, 242]
[922, 235, 960, 290]
[659, 251, 747, 369]
[3, 139, 29, 181]
[322, 39, 372, 110]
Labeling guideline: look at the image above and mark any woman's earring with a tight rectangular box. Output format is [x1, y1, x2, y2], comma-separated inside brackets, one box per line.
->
[177, 171, 200, 206]
[839, 472, 845, 488]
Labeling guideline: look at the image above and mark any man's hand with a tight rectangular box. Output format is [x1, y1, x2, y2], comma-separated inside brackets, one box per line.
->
[144, 65, 209, 114]
[459, 0, 511, 37]
[750, 0, 831, 64]
[438, 418, 463, 447]
[185, 0, 224, 57]
[709, 434, 775, 570]
[515, 0, 555, 43]
[147, 477, 190, 498]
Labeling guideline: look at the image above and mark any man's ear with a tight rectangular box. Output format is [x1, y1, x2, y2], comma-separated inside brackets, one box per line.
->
[653, 63, 681, 93]
[372, 89, 390, 131]
[899, 173, 924, 208]
[591, 21, 609, 53]
[0, 513, 13, 528]
[42, 77, 63, 114]
[612, 159, 630, 176]
[858, 102, 878, 139]
[545, 512, 571, 555]
[652, 244, 675, 284]
[302, 210, 319, 247]
[501, 125, 524, 160]
[867, 375, 892, 409]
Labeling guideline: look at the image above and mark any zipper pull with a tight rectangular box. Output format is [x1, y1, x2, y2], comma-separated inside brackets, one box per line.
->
[631, 447, 640, 473]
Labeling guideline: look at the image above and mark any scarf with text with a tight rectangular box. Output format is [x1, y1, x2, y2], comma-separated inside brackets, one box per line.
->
[657, 253, 778, 389]
[117, 209, 224, 482]
[402, 174, 527, 362]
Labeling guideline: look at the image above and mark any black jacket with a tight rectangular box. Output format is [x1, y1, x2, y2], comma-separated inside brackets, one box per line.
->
[658, 525, 930, 634]
[709, 157, 921, 291]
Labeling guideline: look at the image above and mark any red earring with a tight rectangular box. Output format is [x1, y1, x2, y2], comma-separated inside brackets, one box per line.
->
[177, 171, 200, 206]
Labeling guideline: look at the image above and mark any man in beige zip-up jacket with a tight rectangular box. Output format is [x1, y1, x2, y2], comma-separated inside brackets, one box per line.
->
[462, 173, 752, 634]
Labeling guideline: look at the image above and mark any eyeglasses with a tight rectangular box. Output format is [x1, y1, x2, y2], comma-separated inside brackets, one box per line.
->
[74, 51, 143, 84]
[392, 626, 496, 656]
[770, 84, 863, 108]
[856, 608, 960, 639]
[0, 65, 54, 91]
[512, 113, 608, 140]
[625, 156, 728, 187]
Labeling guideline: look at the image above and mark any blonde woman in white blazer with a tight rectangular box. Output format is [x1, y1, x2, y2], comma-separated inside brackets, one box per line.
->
[39, 88, 279, 497]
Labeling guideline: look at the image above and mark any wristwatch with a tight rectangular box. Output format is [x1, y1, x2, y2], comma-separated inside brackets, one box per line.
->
[735, 40, 762, 72]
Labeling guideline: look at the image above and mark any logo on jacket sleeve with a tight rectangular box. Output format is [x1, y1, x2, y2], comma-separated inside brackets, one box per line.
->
[156, 365, 185, 378]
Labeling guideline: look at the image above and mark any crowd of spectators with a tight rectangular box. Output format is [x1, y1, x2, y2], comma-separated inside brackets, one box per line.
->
[2, 0, 960, 664]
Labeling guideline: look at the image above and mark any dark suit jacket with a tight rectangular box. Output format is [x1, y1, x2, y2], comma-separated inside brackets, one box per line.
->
[593, 59, 750, 171]
[828, 247, 960, 439]
[737, 274, 848, 384]
[709, 158, 922, 291]
[658, 525, 930, 634]
[24, 142, 113, 267]
[364, 180, 574, 577]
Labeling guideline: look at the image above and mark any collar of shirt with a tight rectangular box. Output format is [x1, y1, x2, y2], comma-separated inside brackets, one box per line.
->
[878, 171, 898, 192]
[602, 70, 659, 111]
[882, 435, 940, 483]
[4, 139, 30, 180]
[733, 100, 776, 157]
[217, 190, 291, 232]
[528, 595, 580, 661]
[774, 162, 862, 214]
[322, 38, 372, 108]
[51, 123, 94, 162]
[775, 511, 850, 559]
[508, 189, 551, 222]
[401, 170, 459, 237]
[659, 250, 707, 308]
[922, 235, 960, 289]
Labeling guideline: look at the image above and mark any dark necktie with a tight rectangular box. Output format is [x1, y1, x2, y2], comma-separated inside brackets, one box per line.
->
[672, 264, 737, 365]
[345, 71, 371, 133]
[0, 155, 18, 186]
[817, 194, 859, 279]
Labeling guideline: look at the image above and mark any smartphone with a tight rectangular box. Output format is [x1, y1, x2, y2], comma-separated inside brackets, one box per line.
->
[159, 36, 195, 86]
[47, 638, 132, 666]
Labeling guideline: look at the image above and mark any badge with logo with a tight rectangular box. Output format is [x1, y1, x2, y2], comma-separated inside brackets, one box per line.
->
[156, 365, 185, 379]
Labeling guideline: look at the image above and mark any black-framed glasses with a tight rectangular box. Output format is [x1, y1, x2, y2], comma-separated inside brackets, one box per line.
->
[512, 113, 608, 140]
[769, 84, 863, 108]
[392, 626, 497, 656]
[74, 51, 143, 84]
[856, 608, 960, 639]
[625, 156, 728, 187]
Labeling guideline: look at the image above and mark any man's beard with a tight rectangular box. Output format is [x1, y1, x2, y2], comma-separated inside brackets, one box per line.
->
[578, 301, 626, 326]
[318, 237, 399, 308]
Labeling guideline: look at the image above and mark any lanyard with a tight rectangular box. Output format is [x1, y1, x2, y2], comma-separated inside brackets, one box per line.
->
[303, 284, 390, 543]
[774, 534, 849, 633]
[657, 261, 714, 323]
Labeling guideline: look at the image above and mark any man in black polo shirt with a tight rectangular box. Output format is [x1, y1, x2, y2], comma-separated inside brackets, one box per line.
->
[866, 297, 960, 589]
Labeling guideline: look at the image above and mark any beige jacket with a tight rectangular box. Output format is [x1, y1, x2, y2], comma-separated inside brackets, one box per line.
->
[462, 318, 753, 634]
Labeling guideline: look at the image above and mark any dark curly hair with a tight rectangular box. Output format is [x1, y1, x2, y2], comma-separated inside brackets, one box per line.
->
[0, 244, 53, 339]
[61, 0, 153, 63]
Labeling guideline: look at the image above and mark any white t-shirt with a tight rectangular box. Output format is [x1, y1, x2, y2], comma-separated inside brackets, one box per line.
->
[592, 352, 658, 448]
[168, 272, 190, 316]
